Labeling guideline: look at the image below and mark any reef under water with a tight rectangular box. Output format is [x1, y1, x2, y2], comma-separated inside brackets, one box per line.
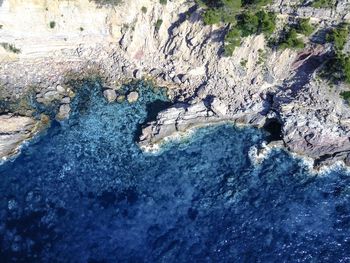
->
[1, 82, 350, 263]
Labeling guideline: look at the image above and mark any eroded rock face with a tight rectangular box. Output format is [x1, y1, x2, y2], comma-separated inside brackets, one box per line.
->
[0, 115, 39, 160]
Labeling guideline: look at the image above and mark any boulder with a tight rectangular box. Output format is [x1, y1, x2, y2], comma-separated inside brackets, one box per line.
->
[127, 91, 139, 103]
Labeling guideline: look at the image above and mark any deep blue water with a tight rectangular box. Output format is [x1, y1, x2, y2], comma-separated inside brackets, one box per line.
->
[1, 82, 350, 263]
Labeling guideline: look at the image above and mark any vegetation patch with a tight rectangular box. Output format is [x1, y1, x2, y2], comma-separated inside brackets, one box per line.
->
[341, 91, 350, 103]
[296, 18, 315, 36]
[326, 23, 349, 51]
[49, 21, 56, 29]
[155, 19, 163, 31]
[276, 28, 305, 50]
[197, 0, 276, 55]
[319, 23, 350, 85]
[0, 42, 21, 54]
[311, 0, 335, 8]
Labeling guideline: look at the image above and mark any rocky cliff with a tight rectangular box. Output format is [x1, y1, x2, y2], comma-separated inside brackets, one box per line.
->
[1, 0, 350, 167]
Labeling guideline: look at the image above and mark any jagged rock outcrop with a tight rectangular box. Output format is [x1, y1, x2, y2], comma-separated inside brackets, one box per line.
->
[139, 98, 266, 149]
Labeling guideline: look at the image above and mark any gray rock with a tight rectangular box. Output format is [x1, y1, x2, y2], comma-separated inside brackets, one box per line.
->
[134, 69, 142, 79]
[173, 76, 182, 84]
[61, 97, 71, 104]
[180, 74, 188, 83]
[149, 68, 160, 76]
[56, 85, 65, 94]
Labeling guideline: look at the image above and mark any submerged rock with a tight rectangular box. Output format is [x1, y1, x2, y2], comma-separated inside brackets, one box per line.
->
[117, 94, 126, 103]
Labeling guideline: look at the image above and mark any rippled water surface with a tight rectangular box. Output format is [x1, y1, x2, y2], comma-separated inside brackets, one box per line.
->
[1, 82, 350, 262]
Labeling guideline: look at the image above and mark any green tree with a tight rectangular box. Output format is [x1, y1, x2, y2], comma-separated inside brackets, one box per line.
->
[224, 28, 242, 56]
[326, 24, 349, 51]
[257, 10, 276, 36]
[203, 9, 221, 25]
[237, 11, 259, 36]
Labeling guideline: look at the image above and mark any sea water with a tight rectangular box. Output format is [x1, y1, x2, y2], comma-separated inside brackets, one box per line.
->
[1, 81, 350, 262]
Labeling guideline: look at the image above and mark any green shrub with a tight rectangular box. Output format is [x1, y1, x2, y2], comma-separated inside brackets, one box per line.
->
[340, 91, 350, 102]
[237, 11, 259, 36]
[243, 0, 272, 7]
[141, 6, 147, 13]
[201, 0, 242, 25]
[236, 10, 275, 36]
[203, 9, 221, 25]
[155, 19, 163, 31]
[0, 43, 21, 54]
[339, 55, 350, 84]
[257, 10, 276, 36]
[49, 21, 56, 29]
[278, 29, 305, 50]
[326, 23, 349, 51]
[224, 28, 241, 56]
[311, 0, 335, 8]
[296, 18, 315, 36]
[159, 0, 167, 5]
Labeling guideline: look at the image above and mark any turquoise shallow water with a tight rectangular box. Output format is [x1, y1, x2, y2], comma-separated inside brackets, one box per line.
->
[1, 81, 350, 262]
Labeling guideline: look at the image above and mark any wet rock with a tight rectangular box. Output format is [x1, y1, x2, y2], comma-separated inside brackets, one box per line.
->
[56, 104, 71, 120]
[127, 91, 139, 103]
[103, 89, 117, 103]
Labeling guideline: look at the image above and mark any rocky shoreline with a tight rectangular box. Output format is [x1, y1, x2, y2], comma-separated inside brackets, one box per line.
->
[1, 0, 350, 167]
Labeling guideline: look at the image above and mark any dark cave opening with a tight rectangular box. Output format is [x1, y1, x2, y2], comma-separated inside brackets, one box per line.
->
[263, 118, 283, 142]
